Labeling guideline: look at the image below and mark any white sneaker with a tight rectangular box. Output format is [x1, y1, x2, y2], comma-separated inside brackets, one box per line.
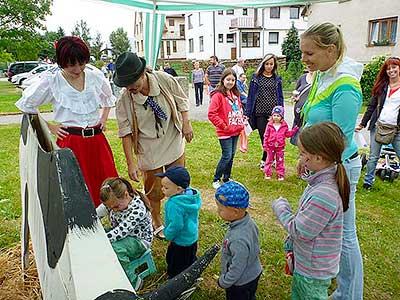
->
[212, 180, 221, 189]
[278, 177, 284, 181]
[265, 176, 271, 180]
[259, 160, 265, 170]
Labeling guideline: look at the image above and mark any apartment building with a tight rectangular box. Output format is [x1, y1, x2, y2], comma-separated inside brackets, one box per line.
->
[308, 0, 399, 63]
[185, 6, 308, 60]
[134, 12, 186, 60]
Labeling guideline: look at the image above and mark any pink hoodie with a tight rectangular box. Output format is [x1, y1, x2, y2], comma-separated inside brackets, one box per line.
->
[263, 120, 298, 151]
[208, 90, 244, 138]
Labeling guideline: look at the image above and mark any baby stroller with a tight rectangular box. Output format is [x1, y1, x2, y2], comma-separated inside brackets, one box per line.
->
[361, 144, 400, 183]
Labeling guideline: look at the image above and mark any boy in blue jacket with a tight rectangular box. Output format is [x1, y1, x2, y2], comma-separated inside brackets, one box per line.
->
[155, 166, 202, 278]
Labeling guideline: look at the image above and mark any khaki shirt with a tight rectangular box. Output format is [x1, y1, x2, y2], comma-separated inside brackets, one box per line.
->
[116, 71, 189, 171]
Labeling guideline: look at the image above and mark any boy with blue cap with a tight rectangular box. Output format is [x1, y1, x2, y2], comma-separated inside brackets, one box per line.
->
[215, 181, 263, 300]
[155, 166, 201, 278]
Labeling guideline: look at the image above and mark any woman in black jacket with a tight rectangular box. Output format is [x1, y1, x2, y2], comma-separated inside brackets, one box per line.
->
[355, 57, 400, 189]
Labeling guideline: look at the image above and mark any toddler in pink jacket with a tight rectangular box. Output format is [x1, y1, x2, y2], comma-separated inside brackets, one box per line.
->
[263, 106, 298, 180]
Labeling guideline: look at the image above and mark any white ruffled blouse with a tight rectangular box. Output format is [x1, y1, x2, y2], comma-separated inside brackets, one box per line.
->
[15, 65, 116, 128]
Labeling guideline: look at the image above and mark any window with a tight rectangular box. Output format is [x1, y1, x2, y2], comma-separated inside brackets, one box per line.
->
[270, 7, 280, 19]
[188, 14, 193, 29]
[368, 17, 398, 46]
[140, 40, 144, 51]
[227, 9, 234, 15]
[160, 41, 165, 58]
[218, 10, 223, 15]
[189, 39, 194, 53]
[180, 24, 185, 38]
[199, 36, 204, 52]
[227, 34, 234, 43]
[218, 34, 224, 43]
[242, 32, 260, 47]
[173, 41, 177, 52]
[269, 32, 279, 44]
[243, 8, 248, 16]
[199, 12, 203, 26]
[290, 7, 300, 19]
[169, 19, 175, 26]
[166, 41, 171, 55]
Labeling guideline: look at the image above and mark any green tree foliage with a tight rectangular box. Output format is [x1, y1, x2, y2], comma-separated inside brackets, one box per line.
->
[91, 32, 104, 60]
[109, 28, 131, 56]
[281, 22, 302, 63]
[287, 60, 304, 82]
[38, 30, 65, 59]
[71, 20, 92, 49]
[0, 0, 52, 60]
[360, 56, 387, 104]
[57, 26, 66, 38]
[0, 50, 13, 63]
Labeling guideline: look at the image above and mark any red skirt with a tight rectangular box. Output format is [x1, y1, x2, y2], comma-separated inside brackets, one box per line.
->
[57, 131, 118, 207]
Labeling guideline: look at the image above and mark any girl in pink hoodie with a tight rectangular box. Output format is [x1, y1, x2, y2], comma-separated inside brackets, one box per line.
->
[208, 68, 245, 189]
[263, 106, 298, 180]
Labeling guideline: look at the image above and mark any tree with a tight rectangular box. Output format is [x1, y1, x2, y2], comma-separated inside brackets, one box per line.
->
[109, 28, 131, 56]
[0, 0, 52, 60]
[57, 26, 66, 38]
[38, 30, 65, 60]
[71, 20, 92, 48]
[360, 56, 387, 104]
[282, 22, 302, 64]
[91, 32, 104, 60]
[0, 50, 13, 63]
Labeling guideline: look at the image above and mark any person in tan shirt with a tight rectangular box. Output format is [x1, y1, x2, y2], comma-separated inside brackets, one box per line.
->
[113, 52, 193, 239]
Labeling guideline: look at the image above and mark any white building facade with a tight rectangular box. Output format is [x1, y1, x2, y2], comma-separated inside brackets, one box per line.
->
[185, 6, 307, 61]
[308, 0, 399, 63]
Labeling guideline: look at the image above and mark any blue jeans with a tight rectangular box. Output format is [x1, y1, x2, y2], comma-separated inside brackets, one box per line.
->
[331, 155, 363, 300]
[213, 136, 239, 182]
[364, 128, 400, 186]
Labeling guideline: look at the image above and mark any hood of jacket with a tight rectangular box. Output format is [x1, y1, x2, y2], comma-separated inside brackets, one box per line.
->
[335, 57, 364, 81]
[169, 187, 202, 212]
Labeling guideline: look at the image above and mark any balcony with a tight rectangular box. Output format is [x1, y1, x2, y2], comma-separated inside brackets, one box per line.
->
[230, 17, 260, 29]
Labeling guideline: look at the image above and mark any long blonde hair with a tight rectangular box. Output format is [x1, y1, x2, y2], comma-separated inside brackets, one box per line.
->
[301, 22, 346, 68]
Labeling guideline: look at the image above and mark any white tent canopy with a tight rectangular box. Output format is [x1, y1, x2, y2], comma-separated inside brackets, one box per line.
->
[93, 0, 335, 67]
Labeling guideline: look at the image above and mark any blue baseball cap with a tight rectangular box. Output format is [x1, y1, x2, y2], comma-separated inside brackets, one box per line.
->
[154, 165, 190, 189]
[215, 181, 250, 209]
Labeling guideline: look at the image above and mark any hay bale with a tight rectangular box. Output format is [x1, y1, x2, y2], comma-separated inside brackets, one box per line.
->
[0, 243, 41, 300]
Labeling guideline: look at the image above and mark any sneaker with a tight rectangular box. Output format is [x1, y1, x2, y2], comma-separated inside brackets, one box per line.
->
[212, 180, 221, 189]
[278, 177, 284, 181]
[222, 178, 231, 183]
[259, 160, 265, 170]
[265, 176, 271, 180]
[362, 183, 372, 190]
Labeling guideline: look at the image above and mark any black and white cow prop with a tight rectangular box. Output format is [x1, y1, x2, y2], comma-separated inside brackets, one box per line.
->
[19, 114, 219, 300]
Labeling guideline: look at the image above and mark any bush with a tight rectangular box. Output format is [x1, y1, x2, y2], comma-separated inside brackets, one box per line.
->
[360, 56, 387, 104]
[287, 60, 304, 82]
[278, 66, 292, 90]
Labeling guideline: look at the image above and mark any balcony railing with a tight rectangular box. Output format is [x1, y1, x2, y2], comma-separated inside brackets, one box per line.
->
[230, 17, 259, 28]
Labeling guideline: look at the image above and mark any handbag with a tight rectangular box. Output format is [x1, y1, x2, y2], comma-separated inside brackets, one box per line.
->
[374, 121, 398, 145]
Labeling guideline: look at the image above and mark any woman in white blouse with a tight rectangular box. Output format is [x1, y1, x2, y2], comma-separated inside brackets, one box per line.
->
[16, 36, 118, 207]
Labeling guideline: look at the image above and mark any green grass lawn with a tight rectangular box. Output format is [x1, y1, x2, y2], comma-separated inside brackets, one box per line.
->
[0, 81, 52, 114]
[0, 121, 399, 299]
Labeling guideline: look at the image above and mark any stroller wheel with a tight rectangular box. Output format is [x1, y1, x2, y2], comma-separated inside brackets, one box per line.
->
[379, 169, 386, 181]
[389, 171, 397, 182]
[361, 153, 368, 170]
[394, 172, 399, 179]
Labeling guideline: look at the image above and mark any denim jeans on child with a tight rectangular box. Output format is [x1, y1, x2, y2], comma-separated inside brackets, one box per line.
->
[331, 155, 363, 300]
[213, 135, 239, 182]
[364, 128, 400, 186]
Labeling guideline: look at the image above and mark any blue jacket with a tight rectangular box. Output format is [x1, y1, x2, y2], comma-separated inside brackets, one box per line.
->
[245, 73, 284, 129]
[164, 188, 202, 246]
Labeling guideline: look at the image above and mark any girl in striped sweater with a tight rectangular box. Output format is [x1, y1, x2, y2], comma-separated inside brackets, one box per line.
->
[272, 122, 350, 300]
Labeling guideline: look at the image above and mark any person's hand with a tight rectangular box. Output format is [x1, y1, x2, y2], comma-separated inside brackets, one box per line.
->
[48, 123, 69, 140]
[355, 124, 364, 132]
[205, 87, 209, 95]
[182, 121, 194, 143]
[127, 163, 140, 182]
[98, 118, 107, 131]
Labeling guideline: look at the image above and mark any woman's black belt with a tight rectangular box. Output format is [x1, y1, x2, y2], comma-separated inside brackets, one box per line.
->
[348, 151, 358, 160]
[66, 127, 102, 137]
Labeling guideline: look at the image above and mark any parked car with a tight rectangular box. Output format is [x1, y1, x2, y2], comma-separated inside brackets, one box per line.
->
[6, 61, 44, 81]
[20, 65, 59, 90]
[11, 64, 54, 86]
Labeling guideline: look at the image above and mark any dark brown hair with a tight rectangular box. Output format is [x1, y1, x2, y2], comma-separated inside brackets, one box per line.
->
[215, 68, 240, 98]
[56, 36, 90, 68]
[299, 122, 350, 212]
[256, 53, 278, 77]
[100, 177, 152, 211]
[372, 57, 400, 97]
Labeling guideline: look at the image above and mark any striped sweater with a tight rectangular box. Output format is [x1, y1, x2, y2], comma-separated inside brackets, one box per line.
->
[272, 166, 343, 279]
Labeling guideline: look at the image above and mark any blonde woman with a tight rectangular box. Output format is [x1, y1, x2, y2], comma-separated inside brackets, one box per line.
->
[300, 22, 364, 300]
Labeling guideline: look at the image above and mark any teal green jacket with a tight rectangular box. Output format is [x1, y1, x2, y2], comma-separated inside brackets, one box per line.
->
[164, 188, 201, 246]
[303, 57, 363, 160]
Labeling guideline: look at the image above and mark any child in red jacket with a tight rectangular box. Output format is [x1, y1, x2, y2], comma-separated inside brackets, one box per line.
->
[263, 106, 298, 180]
[208, 68, 245, 189]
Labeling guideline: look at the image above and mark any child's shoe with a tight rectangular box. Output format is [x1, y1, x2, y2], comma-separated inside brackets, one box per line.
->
[265, 175, 271, 180]
[259, 160, 265, 170]
[212, 180, 221, 189]
[278, 177, 284, 181]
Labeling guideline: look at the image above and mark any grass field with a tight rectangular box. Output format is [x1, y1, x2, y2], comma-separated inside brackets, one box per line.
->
[0, 81, 52, 114]
[0, 120, 399, 299]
